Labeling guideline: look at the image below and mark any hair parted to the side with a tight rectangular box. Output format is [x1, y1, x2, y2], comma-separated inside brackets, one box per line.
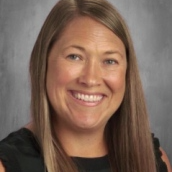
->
[29, 0, 157, 172]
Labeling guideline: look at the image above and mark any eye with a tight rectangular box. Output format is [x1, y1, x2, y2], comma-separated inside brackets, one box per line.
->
[104, 59, 118, 65]
[67, 54, 80, 60]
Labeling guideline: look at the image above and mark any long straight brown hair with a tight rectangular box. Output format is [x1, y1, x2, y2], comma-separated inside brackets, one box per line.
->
[30, 0, 157, 172]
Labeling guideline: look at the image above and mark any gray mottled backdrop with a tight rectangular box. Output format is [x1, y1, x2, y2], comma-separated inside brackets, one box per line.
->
[0, 0, 172, 163]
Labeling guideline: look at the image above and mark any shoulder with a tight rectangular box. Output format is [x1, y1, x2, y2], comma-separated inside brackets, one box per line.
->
[0, 128, 40, 156]
[0, 128, 44, 172]
[160, 147, 172, 172]
[0, 161, 5, 172]
[152, 134, 172, 172]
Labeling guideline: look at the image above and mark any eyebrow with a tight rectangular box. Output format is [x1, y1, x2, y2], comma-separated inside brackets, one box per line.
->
[103, 50, 124, 58]
[64, 45, 124, 58]
[64, 45, 85, 52]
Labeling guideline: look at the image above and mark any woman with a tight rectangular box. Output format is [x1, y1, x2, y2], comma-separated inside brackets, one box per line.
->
[0, 0, 171, 172]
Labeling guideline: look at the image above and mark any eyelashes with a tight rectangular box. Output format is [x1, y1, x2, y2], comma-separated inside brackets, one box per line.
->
[67, 54, 118, 65]
[103, 59, 118, 65]
[66, 54, 81, 61]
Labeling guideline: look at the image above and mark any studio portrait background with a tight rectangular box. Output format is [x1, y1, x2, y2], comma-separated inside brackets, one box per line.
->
[0, 0, 172, 163]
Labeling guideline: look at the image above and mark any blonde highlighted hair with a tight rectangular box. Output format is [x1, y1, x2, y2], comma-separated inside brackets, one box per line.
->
[29, 0, 157, 172]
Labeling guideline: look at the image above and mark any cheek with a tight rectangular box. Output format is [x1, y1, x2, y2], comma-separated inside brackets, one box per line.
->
[105, 70, 126, 93]
[46, 66, 73, 112]
[47, 65, 75, 88]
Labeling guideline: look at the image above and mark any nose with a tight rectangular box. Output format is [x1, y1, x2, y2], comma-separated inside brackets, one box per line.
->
[78, 60, 102, 87]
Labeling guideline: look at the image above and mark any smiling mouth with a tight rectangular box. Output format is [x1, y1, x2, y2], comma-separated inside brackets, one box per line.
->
[71, 91, 104, 103]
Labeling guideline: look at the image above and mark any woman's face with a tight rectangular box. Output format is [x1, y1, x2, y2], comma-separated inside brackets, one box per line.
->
[46, 16, 127, 132]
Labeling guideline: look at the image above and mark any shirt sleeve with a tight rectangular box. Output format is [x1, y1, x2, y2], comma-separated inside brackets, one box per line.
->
[0, 143, 21, 172]
[152, 134, 168, 172]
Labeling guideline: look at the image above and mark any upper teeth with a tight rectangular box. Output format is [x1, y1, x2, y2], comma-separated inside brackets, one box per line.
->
[73, 93, 103, 102]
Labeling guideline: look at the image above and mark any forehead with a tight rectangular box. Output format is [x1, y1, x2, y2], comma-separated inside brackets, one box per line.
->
[54, 16, 125, 54]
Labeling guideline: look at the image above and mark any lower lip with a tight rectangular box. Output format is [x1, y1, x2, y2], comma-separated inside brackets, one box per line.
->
[68, 91, 104, 107]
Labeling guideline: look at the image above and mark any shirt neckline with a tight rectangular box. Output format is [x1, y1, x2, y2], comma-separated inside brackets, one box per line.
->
[21, 128, 110, 170]
[72, 155, 110, 170]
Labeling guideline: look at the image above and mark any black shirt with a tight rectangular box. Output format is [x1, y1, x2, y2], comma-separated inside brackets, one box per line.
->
[0, 128, 168, 172]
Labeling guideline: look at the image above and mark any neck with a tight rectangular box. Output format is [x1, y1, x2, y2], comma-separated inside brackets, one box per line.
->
[54, 123, 108, 158]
